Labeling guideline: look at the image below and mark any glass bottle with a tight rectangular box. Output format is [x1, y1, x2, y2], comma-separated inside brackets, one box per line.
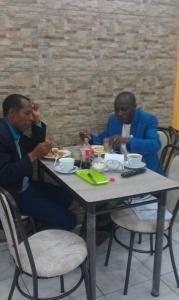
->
[80, 138, 93, 169]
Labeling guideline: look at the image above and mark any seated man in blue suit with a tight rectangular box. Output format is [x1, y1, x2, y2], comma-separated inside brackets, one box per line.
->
[80, 91, 161, 172]
[0, 94, 76, 230]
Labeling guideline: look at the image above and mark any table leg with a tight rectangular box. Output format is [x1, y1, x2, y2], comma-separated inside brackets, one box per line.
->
[151, 191, 166, 296]
[86, 204, 96, 300]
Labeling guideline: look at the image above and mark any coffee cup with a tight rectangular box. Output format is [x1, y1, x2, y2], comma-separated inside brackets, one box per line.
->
[54, 157, 75, 173]
[127, 153, 142, 167]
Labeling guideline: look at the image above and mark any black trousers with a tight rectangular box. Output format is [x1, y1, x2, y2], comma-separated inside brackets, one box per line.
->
[18, 181, 76, 231]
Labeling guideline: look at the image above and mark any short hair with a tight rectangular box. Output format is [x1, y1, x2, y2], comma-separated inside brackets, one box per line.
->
[2, 94, 30, 117]
[114, 91, 136, 111]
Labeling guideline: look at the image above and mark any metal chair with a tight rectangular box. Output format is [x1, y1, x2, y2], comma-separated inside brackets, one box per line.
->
[157, 128, 170, 160]
[104, 145, 179, 295]
[158, 127, 178, 160]
[0, 188, 90, 300]
[168, 126, 179, 146]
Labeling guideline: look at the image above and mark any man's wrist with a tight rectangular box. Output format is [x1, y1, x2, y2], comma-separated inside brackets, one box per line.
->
[33, 120, 42, 126]
[28, 152, 38, 162]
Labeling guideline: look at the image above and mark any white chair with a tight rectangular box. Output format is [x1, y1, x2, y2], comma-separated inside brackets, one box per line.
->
[105, 145, 179, 295]
[157, 127, 178, 164]
[0, 188, 90, 300]
[157, 129, 169, 159]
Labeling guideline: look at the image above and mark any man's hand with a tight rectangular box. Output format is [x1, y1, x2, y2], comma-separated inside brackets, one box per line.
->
[79, 130, 92, 141]
[28, 141, 52, 162]
[31, 102, 41, 124]
[109, 135, 130, 146]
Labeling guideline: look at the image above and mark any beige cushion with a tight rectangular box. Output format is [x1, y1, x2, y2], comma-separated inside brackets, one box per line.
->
[18, 230, 87, 277]
[111, 208, 170, 233]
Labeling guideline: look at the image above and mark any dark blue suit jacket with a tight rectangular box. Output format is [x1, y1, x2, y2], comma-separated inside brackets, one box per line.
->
[0, 118, 46, 201]
[92, 108, 161, 171]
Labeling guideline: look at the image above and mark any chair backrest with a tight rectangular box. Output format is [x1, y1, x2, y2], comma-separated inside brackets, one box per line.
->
[165, 146, 179, 216]
[168, 127, 178, 146]
[157, 130, 169, 159]
[159, 143, 179, 174]
[0, 188, 36, 273]
[0, 190, 19, 260]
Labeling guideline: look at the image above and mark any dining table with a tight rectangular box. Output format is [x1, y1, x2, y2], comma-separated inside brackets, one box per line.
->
[38, 152, 179, 300]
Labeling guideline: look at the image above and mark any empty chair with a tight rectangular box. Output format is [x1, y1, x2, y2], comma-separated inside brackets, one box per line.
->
[104, 145, 179, 295]
[157, 129, 169, 159]
[158, 127, 178, 160]
[0, 188, 90, 300]
[168, 126, 179, 147]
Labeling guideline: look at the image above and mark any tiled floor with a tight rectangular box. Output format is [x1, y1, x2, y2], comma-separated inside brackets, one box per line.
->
[0, 225, 179, 300]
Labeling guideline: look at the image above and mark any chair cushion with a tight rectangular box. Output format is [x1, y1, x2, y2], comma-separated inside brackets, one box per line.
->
[111, 208, 170, 233]
[18, 229, 87, 277]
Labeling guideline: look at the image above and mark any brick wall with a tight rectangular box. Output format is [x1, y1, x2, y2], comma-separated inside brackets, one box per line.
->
[0, 0, 178, 145]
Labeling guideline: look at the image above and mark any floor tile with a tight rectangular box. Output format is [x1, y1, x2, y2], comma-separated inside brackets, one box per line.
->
[0, 248, 14, 281]
[172, 231, 179, 243]
[106, 280, 179, 300]
[0, 277, 25, 300]
[173, 223, 179, 232]
[96, 242, 152, 295]
[134, 239, 179, 275]
[161, 271, 179, 295]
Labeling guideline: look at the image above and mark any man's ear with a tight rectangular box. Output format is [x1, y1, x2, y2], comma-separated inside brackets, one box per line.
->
[8, 108, 15, 116]
[8, 108, 17, 121]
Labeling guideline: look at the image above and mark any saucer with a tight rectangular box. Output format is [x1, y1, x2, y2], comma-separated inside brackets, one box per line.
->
[54, 166, 78, 174]
[124, 161, 146, 169]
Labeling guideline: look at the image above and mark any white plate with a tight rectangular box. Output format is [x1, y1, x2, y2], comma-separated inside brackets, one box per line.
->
[43, 149, 71, 160]
[54, 166, 78, 174]
[124, 161, 146, 169]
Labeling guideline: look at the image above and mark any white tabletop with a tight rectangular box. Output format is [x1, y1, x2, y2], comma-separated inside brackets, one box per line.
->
[40, 159, 179, 204]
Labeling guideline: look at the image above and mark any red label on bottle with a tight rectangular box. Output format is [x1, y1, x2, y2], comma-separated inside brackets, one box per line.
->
[84, 149, 93, 157]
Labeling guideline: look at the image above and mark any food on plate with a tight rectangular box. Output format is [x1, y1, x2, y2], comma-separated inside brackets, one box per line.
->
[46, 148, 69, 158]
[91, 145, 104, 155]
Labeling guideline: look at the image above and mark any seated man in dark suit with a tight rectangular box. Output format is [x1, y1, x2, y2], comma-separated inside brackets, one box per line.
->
[0, 94, 76, 230]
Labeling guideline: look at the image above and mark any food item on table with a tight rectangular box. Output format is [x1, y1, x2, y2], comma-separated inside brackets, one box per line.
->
[46, 148, 67, 158]
[92, 162, 105, 171]
[91, 145, 104, 155]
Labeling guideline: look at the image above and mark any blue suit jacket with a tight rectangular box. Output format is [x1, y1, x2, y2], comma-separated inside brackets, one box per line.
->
[92, 108, 161, 171]
[0, 118, 46, 201]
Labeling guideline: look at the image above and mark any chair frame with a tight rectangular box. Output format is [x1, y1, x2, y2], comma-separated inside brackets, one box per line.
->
[0, 187, 91, 300]
[105, 144, 179, 295]
[158, 144, 179, 174]
[158, 126, 178, 147]
[105, 199, 179, 295]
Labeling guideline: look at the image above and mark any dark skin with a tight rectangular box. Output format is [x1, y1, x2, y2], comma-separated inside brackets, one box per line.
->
[109, 97, 136, 146]
[6, 98, 52, 162]
[80, 96, 136, 147]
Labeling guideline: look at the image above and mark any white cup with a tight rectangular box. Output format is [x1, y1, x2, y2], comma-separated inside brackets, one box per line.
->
[127, 153, 142, 167]
[55, 157, 74, 173]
